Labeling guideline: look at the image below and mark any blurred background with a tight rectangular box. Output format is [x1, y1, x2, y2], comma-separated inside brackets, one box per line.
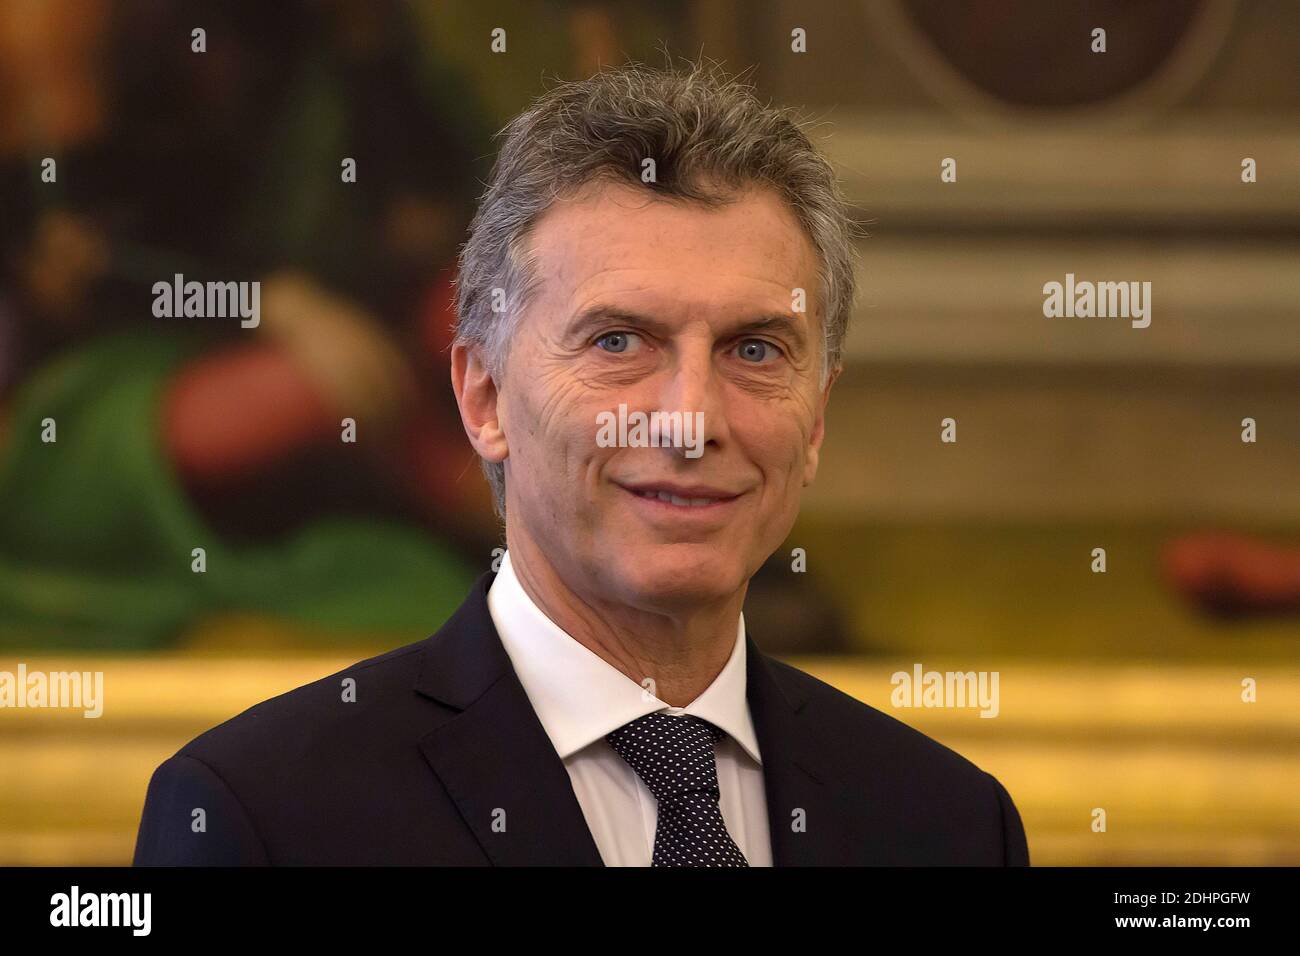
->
[0, 0, 1296, 865]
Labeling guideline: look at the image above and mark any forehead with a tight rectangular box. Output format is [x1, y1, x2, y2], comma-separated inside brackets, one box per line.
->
[521, 179, 821, 315]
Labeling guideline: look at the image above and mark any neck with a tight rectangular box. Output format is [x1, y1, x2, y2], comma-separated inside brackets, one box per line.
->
[504, 534, 744, 707]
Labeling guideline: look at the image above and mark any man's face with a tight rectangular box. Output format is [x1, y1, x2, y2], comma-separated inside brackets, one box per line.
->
[492, 179, 835, 611]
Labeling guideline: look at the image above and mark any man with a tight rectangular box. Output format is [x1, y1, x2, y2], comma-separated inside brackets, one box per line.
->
[134, 61, 1030, 866]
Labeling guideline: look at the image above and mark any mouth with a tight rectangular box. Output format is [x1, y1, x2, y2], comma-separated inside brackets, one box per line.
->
[617, 482, 743, 509]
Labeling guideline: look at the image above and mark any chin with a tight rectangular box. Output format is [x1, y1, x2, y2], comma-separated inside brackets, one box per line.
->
[610, 544, 744, 607]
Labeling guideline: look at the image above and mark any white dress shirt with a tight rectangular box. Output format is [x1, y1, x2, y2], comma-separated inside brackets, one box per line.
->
[486, 549, 773, 866]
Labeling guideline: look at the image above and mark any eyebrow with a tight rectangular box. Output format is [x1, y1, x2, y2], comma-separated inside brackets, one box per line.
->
[567, 305, 811, 354]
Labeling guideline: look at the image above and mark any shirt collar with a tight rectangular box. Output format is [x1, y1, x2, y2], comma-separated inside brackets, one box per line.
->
[486, 549, 762, 765]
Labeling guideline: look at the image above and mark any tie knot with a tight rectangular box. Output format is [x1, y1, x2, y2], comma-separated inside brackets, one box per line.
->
[605, 712, 726, 803]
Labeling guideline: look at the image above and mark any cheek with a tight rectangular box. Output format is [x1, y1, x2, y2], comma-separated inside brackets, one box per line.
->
[508, 372, 582, 465]
[519, 395, 617, 513]
[737, 415, 811, 487]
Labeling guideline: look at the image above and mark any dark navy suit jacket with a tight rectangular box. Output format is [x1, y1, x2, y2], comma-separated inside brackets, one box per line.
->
[134, 570, 1030, 865]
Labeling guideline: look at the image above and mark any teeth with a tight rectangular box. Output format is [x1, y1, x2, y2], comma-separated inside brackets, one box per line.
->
[636, 490, 718, 507]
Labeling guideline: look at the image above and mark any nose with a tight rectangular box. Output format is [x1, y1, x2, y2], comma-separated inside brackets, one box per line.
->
[655, 339, 727, 458]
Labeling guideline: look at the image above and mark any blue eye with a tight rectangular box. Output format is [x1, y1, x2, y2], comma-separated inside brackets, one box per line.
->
[595, 331, 639, 353]
[736, 338, 776, 363]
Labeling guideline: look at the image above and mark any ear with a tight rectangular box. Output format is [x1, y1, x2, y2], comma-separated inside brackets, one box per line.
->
[802, 364, 840, 487]
[451, 342, 508, 464]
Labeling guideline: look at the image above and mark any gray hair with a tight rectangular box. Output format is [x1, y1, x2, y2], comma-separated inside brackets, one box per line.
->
[453, 58, 859, 518]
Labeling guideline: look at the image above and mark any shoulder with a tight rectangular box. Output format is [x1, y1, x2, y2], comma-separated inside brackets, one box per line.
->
[760, 657, 1029, 864]
[135, 637, 453, 864]
[764, 656, 997, 789]
[174, 638, 435, 776]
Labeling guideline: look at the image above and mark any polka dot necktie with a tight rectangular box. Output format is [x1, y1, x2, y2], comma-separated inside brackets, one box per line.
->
[605, 712, 749, 867]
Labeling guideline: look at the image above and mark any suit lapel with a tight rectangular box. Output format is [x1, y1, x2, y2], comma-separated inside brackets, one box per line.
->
[414, 571, 604, 866]
[746, 638, 849, 865]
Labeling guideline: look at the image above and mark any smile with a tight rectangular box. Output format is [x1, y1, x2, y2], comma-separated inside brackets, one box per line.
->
[617, 482, 743, 512]
[633, 489, 725, 507]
